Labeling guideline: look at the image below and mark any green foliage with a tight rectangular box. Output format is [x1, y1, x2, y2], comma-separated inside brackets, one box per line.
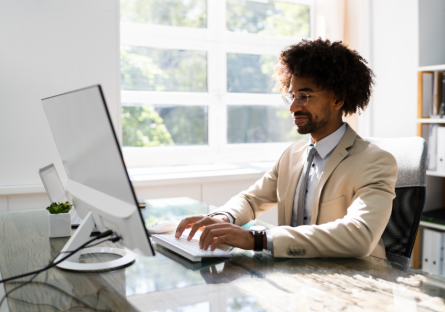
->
[122, 105, 208, 147]
[227, 0, 310, 38]
[121, 0, 207, 28]
[120, 46, 207, 92]
[121, 0, 311, 39]
[122, 106, 174, 147]
[46, 202, 72, 214]
[227, 53, 277, 93]
[227, 105, 308, 143]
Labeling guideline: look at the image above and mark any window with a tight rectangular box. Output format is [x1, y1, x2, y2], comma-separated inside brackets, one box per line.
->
[120, 0, 313, 167]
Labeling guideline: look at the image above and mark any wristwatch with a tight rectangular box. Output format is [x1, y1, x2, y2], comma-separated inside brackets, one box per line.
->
[250, 225, 266, 252]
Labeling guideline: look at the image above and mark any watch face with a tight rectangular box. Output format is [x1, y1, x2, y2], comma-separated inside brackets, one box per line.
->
[250, 225, 266, 232]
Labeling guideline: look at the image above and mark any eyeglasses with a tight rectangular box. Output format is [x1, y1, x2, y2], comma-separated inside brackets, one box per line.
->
[282, 91, 325, 107]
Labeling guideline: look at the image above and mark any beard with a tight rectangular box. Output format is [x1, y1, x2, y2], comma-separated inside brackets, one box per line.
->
[294, 109, 330, 135]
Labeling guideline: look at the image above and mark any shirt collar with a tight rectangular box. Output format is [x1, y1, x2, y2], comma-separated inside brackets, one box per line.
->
[308, 123, 347, 159]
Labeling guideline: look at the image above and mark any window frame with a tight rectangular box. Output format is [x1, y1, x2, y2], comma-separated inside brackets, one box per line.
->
[120, 0, 315, 167]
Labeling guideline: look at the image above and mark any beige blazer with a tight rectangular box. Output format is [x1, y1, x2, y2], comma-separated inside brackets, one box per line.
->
[214, 124, 398, 259]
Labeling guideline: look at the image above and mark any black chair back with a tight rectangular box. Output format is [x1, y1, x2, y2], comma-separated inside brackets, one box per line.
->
[364, 137, 428, 266]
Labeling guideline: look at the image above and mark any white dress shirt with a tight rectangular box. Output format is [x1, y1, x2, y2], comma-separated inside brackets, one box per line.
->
[214, 123, 347, 254]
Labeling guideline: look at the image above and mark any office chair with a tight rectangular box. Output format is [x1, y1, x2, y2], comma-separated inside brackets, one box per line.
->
[365, 137, 427, 266]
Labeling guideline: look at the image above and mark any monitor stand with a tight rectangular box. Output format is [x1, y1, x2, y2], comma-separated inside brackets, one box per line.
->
[55, 211, 136, 271]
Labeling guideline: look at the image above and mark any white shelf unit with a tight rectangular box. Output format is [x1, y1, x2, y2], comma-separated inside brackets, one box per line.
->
[420, 221, 445, 232]
[416, 64, 445, 269]
[417, 119, 445, 124]
[427, 170, 445, 178]
[418, 64, 445, 71]
[414, 0, 445, 271]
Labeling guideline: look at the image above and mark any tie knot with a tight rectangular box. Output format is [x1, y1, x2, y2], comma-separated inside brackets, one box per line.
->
[308, 146, 317, 156]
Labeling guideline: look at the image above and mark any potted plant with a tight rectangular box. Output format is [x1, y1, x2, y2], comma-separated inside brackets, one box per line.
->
[47, 201, 72, 238]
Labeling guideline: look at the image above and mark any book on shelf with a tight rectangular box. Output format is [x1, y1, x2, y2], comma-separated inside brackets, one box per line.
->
[422, 72, 434, 117]
[421, 71, 445, 118]
[422, 124, 430, 145]
[442, 74, 445, 118]
[428, 124, 438, 170]
[422, 228, 444, 275]
[424, 124, 445, 173]
[433, 72, 443, 116]
[442, 72, 445, 105]
[437, 127, 445, 173]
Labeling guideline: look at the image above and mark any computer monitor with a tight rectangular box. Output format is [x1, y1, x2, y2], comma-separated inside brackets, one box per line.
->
[42, 85, 155, 271]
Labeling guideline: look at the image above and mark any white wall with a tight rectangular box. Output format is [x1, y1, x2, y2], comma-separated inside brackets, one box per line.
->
[370, 0, 418, 138]
[0, 0, 120, 188]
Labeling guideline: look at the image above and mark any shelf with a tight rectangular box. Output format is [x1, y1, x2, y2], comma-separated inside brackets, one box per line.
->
[418, 64, 445, 71]
[427, 170, 445, 177]
[416, 118, 445, 123]
[420, 221, 445, 231]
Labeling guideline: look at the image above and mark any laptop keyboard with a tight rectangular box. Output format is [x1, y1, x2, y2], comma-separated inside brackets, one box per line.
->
[152, 234, 231, 257]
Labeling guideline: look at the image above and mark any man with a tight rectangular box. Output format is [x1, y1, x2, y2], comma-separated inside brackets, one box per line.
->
[175, 39, 398, 259]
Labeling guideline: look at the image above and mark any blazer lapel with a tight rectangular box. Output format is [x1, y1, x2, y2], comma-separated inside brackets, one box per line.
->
[284, 144, 307, 225]
[311, 124, 357, 224]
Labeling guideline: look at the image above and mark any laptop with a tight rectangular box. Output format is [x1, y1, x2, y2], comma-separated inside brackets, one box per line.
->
[38, 164, 83, 226]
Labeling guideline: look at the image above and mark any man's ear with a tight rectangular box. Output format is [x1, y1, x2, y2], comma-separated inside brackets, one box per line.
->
[333, 95, 345, 111]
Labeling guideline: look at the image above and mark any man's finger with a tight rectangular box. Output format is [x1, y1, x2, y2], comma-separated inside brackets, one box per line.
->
[188, 217, 215, 240]
[201, 228, 227, 250]
[210, 236, 227, 251]
[200, 224, 232, 248]
[175, 216, 204, 238]
[200, 223, 231, 242]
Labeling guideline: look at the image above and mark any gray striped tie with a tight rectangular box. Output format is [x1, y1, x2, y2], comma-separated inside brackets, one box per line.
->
[295, 144, 317, 226]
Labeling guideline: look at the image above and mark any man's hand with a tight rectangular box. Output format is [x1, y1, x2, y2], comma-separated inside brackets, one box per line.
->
[175, 215, 230, 240]
[200, 223, 254, 251]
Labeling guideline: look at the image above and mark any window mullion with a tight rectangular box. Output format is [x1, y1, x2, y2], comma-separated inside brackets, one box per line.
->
[121, 91, 210, 105]
[217, 0, 228, 159]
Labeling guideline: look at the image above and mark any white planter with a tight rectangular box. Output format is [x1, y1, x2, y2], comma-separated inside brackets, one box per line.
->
[48, 212, 71, 238]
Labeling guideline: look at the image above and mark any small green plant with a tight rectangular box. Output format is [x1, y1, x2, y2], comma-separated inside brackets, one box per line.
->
[46, 201, 72, 214]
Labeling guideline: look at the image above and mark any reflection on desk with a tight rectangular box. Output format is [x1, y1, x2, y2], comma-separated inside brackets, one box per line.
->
[127, 248, 445, 312]
[1, 198, 445, 311]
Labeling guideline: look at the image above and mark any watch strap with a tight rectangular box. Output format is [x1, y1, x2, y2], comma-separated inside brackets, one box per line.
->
[252, 230, 265, 251]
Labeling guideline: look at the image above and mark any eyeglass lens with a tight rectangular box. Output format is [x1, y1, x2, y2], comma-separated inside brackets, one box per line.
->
[283, 92, 309, 106]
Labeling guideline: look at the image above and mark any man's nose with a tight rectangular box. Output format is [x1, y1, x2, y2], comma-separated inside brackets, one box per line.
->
[289, 99, 304, 113]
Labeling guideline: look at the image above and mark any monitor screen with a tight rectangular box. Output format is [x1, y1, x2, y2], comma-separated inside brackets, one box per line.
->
[42, 85, 135, 206]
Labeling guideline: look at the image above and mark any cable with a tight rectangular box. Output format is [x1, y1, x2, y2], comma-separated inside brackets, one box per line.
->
[0, 235, 99, 284]
[0, 230, 119, 309]
[0, 230, 115, 285]
[0, 272, 40, 310]
[0, 233, 116, 308]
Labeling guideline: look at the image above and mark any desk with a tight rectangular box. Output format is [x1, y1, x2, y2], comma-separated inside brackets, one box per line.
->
[1, 198, 445, 311]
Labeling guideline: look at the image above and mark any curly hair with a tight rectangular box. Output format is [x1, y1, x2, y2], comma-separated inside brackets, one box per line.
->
[272, 38, 374, 116]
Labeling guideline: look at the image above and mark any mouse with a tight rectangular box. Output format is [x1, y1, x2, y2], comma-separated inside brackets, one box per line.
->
[147, 220, 177, 234]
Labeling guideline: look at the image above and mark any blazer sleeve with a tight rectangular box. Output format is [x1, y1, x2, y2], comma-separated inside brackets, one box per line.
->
[270, 148, 398, 258]
[210, 154, 285, 227]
